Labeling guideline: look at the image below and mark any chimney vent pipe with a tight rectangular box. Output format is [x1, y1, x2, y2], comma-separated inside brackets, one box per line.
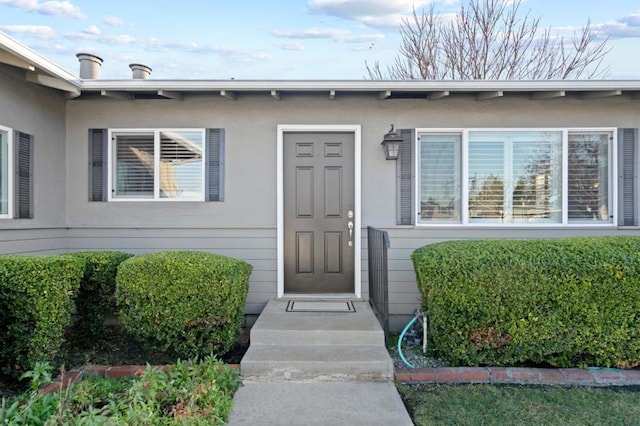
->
[76, 53, 103, 79]
[129, 63, 152, 80]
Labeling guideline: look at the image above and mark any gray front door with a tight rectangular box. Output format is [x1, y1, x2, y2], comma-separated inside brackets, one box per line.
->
[284, 132, 355, 293]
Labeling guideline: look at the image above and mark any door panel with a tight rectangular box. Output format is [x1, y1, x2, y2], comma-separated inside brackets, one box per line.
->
[284, 132, 355, 293]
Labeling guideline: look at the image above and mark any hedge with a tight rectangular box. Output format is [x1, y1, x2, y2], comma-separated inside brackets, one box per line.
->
[0, 255, 83, 377]
[412, 237, 640, 368]
[116, 251, 252, 359]
[66, 251, 134, 339]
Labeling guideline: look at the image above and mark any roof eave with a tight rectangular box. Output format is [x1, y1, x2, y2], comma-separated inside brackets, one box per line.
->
[77, 79, 640, 96]
[0, 31, 81, 95]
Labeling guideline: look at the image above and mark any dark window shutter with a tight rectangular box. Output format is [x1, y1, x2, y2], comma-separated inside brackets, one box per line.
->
[618, 128, 638, 226]
[396, 129, 415, 225]
[14, 131, 33, 219]
[205, 128, 225, 201]
[88, 129, 108, 201]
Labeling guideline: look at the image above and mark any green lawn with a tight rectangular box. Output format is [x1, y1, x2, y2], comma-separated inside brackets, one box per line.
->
[399, 384, 640, 426]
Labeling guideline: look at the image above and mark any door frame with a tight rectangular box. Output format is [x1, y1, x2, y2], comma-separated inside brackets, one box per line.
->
[277, 124, 362, 298]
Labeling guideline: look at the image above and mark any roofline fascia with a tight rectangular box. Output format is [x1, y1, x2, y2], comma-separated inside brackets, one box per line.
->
[0, 31, 80, 89]
[77, 79, 640, 93]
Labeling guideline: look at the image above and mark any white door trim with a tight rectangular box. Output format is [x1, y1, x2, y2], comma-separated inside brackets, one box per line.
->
[277, 124, 362, 298]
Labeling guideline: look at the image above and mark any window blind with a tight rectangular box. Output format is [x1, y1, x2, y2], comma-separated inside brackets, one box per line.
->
[568, 133, 609, 222]
[419, 133, 461, 222]
[114, 133, 155, 198]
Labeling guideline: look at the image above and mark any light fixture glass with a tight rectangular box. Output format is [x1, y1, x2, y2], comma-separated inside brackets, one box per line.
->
[381, 124, 403, 160]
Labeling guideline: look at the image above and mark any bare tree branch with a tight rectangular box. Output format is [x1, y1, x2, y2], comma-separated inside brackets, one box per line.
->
[368, 0, 610, 80]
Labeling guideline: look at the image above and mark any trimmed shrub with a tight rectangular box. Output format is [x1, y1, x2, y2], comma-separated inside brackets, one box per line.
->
[67, 251, 134, 339]
[116, 251, 252, 359]
[412, 237, 640, 368]
[0, 255, 84, 377]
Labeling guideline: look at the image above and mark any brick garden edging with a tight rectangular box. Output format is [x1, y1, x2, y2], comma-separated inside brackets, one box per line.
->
[42, 364, 640, 394]
[395, 367, 640, 387]
[40, 364, 240, 395]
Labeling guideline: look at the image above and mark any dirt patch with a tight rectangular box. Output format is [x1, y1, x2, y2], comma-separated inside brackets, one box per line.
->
[1, 325, 249, 398]
[61, 324, 250, 369]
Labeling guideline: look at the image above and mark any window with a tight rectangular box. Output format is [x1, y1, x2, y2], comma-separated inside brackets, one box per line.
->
[109, 129, 205, 201]
[468, 131, 562, 224]
[419, 133, 461, 222]
[568, 132, 610, 223]
[90, 128, 224, 202]
[0, 126, 12, 217]
[417, 129, 614, 225]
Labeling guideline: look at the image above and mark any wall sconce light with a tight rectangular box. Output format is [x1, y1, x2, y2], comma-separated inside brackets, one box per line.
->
[381, 124, 403, 160]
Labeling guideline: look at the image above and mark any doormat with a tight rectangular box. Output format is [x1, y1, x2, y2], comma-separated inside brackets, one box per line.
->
[285, 301, 356, 313]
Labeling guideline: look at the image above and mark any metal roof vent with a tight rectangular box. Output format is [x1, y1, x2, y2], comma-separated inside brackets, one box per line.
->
[129, 63, 152, 80]
[76, 53, 103, 79]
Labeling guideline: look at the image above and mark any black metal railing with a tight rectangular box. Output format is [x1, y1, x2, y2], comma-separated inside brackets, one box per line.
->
[367, 226, 390, 343]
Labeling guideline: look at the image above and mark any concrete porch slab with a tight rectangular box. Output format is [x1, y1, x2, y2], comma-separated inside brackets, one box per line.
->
[248, 300, 385, 346]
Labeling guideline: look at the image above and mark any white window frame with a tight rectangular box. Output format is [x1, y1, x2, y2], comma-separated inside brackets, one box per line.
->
[415, 127, 617, 227]
[0, 125, 14, 219]
[107, 128, 206, 202]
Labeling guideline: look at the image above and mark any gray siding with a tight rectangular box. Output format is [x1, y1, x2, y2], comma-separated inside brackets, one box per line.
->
[0, 64, 67, 230]
[0, 72, 638, 330]
[64, 93, 639, 330]
[66, 227, 276, 316]
[0, 228, 67, 254]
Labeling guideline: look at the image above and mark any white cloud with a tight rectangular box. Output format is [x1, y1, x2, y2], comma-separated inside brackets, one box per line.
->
[308, 0, 430, 20]
[280, 41, 305, 51]
[65, 31, 136, 45]
[83, 25, 100, 35]
[341, 33, 384, 43]
[618, 13, 640, 27]
[307, 0, 467, 29]
[144, 39, 237, 55]
[104, 15, 125, 27]
[555, 12, 640, 40]
[271, 27, 383, 43]
[0, 0, 86, 20]
[308, 0, 439, 28]
[272, 28, 350, 39]
[597, 12, 640, 39]
[0, 24, 56, 39]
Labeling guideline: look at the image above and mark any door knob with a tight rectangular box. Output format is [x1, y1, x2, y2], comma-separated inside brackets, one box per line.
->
[348, 221, 353, 247]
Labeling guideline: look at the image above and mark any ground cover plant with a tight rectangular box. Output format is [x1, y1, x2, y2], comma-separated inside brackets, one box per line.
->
[116, 251, 252, 359]
[412, 236, 640, 368]
[0, 357, 241, 425]
[1, 357, 241, 425]
[398, 383, 640, 426]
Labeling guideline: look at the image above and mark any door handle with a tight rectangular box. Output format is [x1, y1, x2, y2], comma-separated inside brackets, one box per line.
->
[347, 221, 354, 247]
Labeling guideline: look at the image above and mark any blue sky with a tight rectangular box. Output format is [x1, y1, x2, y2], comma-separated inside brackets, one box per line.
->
[1, 0, 639, 80]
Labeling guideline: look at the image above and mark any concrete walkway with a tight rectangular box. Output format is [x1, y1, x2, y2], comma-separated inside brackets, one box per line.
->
[227, 381, 412, 425]
[227, 300, 413, 425]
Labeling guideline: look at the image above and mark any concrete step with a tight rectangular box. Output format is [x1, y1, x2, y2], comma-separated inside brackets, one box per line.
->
[240, 344, 394, 381]
[240, 299, 393, 381]
[248, 300, 385, 346]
